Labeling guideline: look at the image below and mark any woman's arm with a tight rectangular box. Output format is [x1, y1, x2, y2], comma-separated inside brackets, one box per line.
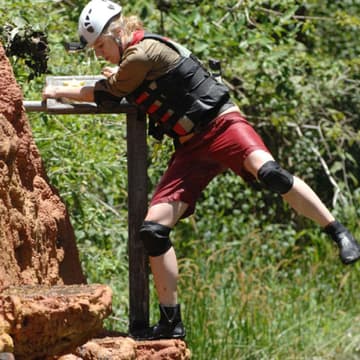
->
[42, 85, 95, 102]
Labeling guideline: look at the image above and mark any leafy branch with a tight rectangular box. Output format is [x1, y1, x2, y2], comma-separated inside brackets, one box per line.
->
[0, 18, 49, 79]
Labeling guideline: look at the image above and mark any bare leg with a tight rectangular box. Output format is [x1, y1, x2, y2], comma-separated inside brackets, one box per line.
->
[144, 201, 188, 306]
[136, 201, 188, 340]
[149, 247, 178, 305]
[243, 150, 360, 264]
[282, 176, 334, 227]
[244, 150, 334, 227]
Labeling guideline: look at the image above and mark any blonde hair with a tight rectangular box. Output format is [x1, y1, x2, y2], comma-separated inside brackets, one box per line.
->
[105, 15, 144, 44]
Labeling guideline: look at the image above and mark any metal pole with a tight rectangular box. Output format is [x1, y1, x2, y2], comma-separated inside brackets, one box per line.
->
[23, 100, 47, 112]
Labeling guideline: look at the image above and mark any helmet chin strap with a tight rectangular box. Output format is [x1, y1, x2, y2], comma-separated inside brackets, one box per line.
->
[113, 36, 124, 64]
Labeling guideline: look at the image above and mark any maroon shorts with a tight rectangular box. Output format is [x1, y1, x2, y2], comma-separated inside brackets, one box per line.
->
[150, 112, 270, 218]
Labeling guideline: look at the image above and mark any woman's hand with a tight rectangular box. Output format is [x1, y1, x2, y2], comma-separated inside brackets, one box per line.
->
[41, 85, 95, 102]
[101, 66, 119, 78]
[42, 85, 58, 100]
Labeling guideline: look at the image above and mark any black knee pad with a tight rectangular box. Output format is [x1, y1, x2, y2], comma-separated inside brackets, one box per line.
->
[257, 160, 294, 194]
[139, 221, 173, 257]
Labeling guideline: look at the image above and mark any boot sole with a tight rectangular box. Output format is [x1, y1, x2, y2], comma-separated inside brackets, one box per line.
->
[341, 255, 360, 265]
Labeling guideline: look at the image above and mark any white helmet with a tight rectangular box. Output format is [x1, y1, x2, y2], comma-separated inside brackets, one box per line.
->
[78, 0, 122, 47]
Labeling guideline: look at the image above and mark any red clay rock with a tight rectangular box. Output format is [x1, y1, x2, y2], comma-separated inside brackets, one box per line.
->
[0, 284, 112, 360]
[136, 339, 191, 359]
[0, 42, 85, 287]
[56, 355, 83, 360]
[74, 336, 137, 359]
[57, 337, 191, 360]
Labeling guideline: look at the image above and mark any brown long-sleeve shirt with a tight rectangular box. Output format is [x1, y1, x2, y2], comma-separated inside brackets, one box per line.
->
[104, 39, 181, 97]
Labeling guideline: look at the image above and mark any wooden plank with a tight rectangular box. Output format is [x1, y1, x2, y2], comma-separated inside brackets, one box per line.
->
[23, 100, 136, 115]
[126, 110, 149, 335]
[23, 101, 47, 112]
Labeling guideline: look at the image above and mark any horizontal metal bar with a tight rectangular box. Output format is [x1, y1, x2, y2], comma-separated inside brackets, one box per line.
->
[23, 101, 47, 112]
[23, 100, 137, 115]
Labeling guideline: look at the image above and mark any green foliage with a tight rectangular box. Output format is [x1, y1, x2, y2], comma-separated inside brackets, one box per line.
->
[179, 235, 360, 359]
[0, 19, 49, 79]
[2, 0, 360, 358]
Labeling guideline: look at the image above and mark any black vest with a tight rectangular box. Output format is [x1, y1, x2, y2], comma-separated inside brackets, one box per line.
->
[126, 34, 230, 140]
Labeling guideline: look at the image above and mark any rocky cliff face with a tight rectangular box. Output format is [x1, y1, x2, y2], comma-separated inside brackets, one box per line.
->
[0, 43, 85, 287]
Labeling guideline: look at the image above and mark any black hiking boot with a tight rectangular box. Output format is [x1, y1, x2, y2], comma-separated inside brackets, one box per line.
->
[133, 304, 186, 341]
[325, 221, 360, 265]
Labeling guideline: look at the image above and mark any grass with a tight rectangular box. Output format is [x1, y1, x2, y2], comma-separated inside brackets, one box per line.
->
[176, 231, 360, 359]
